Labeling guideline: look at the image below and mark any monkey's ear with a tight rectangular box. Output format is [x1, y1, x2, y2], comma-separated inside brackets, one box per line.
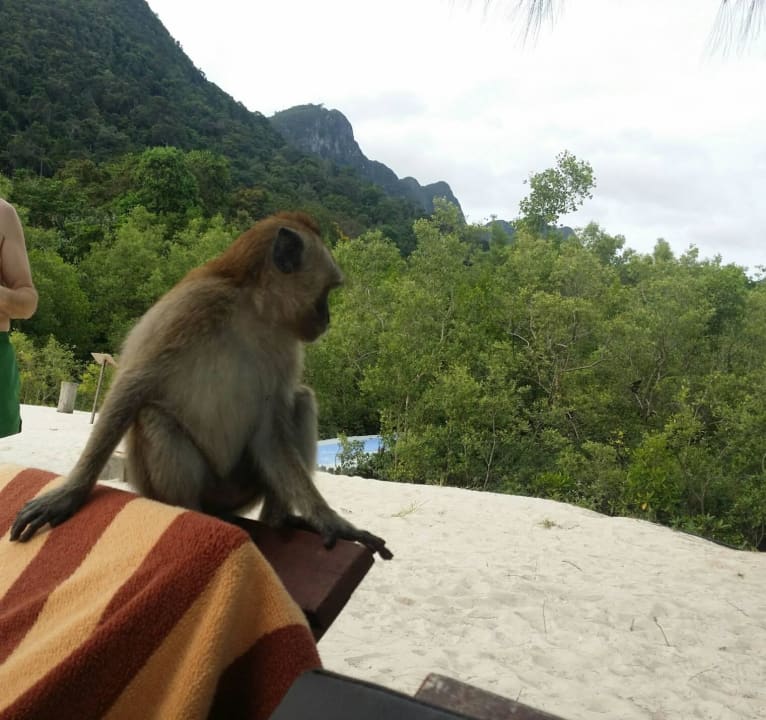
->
[273, 227, 304, 273]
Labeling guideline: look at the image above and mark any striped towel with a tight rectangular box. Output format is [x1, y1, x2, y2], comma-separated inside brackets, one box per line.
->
[0, 465, 321, 720]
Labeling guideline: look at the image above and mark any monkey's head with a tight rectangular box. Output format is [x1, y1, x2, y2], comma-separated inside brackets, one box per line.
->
[271, 220, 343, 342]
[210, 212, 342, 343]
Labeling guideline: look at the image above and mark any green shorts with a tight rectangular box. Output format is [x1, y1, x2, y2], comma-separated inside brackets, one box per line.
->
[0, 332, 21, 438]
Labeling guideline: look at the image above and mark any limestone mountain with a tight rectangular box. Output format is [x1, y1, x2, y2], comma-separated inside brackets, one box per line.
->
[271, 104, 463, 217]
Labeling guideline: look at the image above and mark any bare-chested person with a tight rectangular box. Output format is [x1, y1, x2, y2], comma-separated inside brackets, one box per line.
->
[0, 198, 38, 437]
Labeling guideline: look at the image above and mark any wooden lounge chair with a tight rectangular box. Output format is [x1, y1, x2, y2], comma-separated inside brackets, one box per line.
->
[226, 515, 375, 641]
[0, 464, 373, 720]
[99, 451, 376, 641]
[416, 673, 567, 720]
[270, 669, 568, 719]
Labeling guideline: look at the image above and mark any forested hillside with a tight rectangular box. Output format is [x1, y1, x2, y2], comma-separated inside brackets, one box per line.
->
[0, 0, 281, 177]
[0, 0, 425, 248]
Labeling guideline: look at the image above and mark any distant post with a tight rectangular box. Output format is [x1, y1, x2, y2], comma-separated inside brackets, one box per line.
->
[90, 352, 117, 424]
[56, 382, 79, 414]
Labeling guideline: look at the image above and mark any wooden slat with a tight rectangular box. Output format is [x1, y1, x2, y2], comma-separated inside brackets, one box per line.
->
[272, 669, 475, 719]
[416, 674, 568, 720]
[228, 517, 374, 641]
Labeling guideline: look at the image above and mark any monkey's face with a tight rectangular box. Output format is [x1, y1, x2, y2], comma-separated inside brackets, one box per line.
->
[272, 225, 343, 343]
[296, 286, 332, 342]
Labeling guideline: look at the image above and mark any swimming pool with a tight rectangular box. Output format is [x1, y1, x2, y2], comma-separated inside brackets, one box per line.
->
[316, 435, 382, 469]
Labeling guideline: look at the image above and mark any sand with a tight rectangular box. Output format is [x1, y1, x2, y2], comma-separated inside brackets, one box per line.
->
[3, 404, 765, 719]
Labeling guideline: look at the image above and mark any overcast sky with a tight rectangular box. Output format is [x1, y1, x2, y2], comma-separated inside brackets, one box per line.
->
[146, 0, 765, 272]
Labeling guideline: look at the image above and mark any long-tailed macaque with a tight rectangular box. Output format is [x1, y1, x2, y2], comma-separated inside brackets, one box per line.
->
[11, 212, 392, 559]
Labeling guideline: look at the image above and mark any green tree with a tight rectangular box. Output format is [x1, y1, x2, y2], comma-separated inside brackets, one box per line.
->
[12, 331, 77, 406]
[517, 151, 595, 235]
[78, 206, 167, 349]
[133, 146, 200, 217]
[305, 229, 405, 437]
[23, 247, 92, 353]
[75, 361, 116, 413]
[185, 150, 232, 216]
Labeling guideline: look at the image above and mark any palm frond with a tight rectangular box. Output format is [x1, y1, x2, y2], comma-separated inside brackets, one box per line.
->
[513, 0, 561, 44]
[708, 0, 765, 54]
[497, 0, 764, 49]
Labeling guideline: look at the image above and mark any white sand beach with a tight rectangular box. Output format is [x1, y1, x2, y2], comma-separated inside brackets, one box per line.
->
[2, 404, 765, 719]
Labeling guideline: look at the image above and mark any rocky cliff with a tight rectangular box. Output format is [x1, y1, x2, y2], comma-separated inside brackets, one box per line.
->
[271, 104, 463, 217]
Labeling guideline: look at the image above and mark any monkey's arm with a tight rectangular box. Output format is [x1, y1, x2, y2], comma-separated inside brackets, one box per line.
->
[10, 370, 150, 541]
[282, 478, 393, 560]
[9, 483, 91, 541]
[257, 428, 393, 560]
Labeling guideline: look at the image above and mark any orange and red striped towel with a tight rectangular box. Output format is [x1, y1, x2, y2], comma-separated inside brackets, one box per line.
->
[0, 464, 321, 720]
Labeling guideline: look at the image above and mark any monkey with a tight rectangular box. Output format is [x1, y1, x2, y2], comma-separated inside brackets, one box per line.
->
[10, 212, 392, 559]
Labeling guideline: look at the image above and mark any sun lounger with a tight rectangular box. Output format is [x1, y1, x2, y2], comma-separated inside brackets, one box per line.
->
[225, 515, 374, 641]
[1, 464, 368, 720]
[271, 669, 472, 719]
[416, 673, 567, 719]
[270, 669, 569, 719]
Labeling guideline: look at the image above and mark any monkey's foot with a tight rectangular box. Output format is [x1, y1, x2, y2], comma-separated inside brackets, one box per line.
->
[281, 514, 393, 560]
[9, 486, 86, 542]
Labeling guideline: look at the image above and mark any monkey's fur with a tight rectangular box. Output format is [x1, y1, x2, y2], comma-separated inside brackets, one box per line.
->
[11, 212, 392, 559]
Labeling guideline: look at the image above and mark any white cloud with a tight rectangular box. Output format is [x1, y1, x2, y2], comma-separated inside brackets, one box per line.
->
[147, 0, 766, 270]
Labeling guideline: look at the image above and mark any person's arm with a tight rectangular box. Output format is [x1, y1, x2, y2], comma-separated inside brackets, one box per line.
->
[0, 200, 38, 321]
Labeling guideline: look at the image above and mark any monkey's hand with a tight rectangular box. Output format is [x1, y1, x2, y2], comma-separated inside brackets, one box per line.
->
[282, 513, 393, 560]
[10, 486, 87, 542]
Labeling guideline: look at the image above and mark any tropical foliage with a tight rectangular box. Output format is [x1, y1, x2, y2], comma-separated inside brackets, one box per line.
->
[306, 196, 766, 550]
[9, 148, 766, 550]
